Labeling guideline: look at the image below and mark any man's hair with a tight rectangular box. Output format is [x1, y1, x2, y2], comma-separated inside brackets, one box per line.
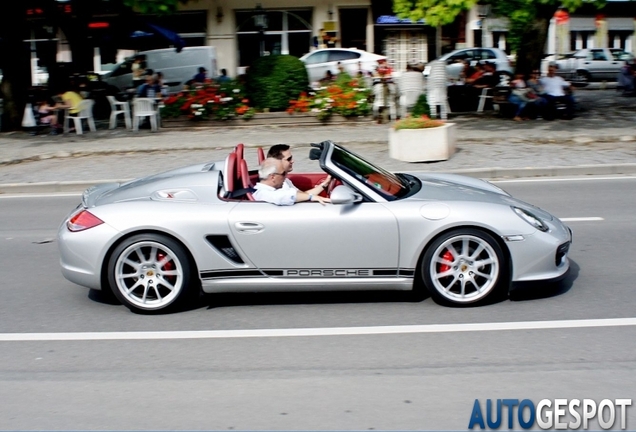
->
[198, 67, 206, 73]
[258, 158, 280, 180]
[267, 144, 290, 159]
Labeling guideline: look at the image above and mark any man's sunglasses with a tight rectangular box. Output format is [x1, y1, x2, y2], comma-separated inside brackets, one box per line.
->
[272, 172, 287, 177]
[284, 156, 293, 162]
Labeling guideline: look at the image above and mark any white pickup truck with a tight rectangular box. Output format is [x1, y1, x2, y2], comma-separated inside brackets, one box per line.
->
[554, 48, 633, 84]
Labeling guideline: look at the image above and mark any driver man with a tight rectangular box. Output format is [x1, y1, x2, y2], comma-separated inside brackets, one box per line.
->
[267, 144, 331, 195]
[253, 158, 330, 206]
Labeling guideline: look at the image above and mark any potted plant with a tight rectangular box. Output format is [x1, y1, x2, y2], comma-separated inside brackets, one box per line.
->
[388, 115, 456, 162]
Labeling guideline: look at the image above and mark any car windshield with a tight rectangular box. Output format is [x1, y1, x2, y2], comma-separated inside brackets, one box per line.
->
[330, 145, 410, 200]
[611, 50, 632, 61]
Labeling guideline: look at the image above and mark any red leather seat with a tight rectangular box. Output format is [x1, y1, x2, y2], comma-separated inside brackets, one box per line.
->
[257, 147, 265, 165]
[239, 159, 255, 201]
[222, 152, 237, 198]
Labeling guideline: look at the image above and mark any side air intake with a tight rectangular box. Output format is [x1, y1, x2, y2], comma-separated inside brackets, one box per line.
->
[205, 235, 245, 264]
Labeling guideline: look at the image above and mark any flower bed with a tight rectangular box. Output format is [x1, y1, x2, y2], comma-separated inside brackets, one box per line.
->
[160, 80, 255, 121]
[287, 74, 372, 121]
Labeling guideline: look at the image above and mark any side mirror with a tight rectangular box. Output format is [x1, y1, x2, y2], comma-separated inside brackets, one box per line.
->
[330, 185, 363, 205]
[309, 148, 322, 161]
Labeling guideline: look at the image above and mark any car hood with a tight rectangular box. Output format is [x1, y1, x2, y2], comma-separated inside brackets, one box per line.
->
[84, 161, 222, 207]
[407, 173, 554, 220]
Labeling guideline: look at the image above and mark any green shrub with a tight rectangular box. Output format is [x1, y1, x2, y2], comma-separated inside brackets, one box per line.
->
[411, 93, 431, 117]
[246, 55, 309, 111]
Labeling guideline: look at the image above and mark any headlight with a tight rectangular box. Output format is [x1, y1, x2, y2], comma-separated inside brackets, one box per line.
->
[512, 207, 549, 232]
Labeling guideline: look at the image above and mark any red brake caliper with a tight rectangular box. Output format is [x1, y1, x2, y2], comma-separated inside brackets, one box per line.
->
[438, 250, 454, 273]
[157, 252, 175, 284]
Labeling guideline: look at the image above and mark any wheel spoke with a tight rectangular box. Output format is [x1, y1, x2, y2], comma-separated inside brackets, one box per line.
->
[141, 284, 150, 303]
[434, 256, 454, 266]
[125, 279, 143, 294]
[157, 255, 171, 268]
[461, 238, 470, 257]
[474, 258, 494, 268]
[474, 269, 493, 280]
[158, 279, 175, 292]
[470, 243, 485, 260]
[160, 270, 179, 277]
[435, 269, 455, 279]
[151, 284, 163, 301]
[133, 248, 145, 263]
[149, 246, 158, 263]
[460, 278, 467, 297]
[123, 258, 141, 270]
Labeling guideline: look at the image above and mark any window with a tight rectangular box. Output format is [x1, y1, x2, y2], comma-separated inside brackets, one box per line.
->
[110, 59, 133, 77]
[480, 49, 497, 60]
[591, 50, 607, 61]
[304, 51, 328, 64]
[328, 50, 360, 62]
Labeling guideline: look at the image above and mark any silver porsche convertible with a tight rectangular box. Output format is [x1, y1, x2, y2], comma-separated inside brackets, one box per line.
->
[58, 141, 572, 313]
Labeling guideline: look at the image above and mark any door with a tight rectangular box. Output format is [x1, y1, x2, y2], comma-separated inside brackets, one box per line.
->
[328, 50, 362, 76]
[586, 49, 613, 79]
[227, 201, 399, 272]
[303, 50, 330, 82]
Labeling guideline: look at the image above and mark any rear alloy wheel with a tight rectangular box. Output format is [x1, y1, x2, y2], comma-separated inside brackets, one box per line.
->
[107, 234, 197, 313]
[422, 229, 507, 306]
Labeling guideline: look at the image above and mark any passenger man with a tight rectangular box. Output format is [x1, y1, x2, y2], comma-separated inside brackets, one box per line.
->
[253, 158, 330, 206]
[267, 144, 332, 195]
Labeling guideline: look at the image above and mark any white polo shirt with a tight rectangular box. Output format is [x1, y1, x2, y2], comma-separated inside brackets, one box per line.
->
[253, 183, 297, 206]
[540, 76, 569, 97]
[282, 178, 297, 189]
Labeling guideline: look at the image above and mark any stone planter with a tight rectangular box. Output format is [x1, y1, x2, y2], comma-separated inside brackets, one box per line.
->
[388, 123, 456, 162]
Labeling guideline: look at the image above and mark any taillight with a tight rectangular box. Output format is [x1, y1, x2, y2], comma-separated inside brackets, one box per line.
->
[67, 210, 104, 232]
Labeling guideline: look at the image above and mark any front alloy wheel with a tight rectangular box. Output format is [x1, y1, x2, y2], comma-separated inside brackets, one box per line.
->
[107, 234, 196, 313]
[422, 229, 507, 305]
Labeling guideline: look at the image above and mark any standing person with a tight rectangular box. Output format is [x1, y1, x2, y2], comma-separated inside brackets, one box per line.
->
[156, 71, 168, 96]
[131, 58, 145, 88]
[267, 144, 331, 194]
[253, 158, 330, 206]
[540, 64, 575, 120]
[193, 67, 207, 83]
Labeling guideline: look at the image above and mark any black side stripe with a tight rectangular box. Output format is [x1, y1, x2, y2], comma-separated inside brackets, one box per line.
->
[200, 269, 416, 279]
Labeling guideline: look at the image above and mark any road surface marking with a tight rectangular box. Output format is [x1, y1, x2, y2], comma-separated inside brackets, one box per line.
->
[492, 176, 636, 184]
[1, 318, 636, 342]
[0, 193, 80, 199]
[560, 217, 604, 222]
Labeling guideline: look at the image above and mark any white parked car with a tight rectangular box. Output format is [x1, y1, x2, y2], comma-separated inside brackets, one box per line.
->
[299, 48, 386, 83]
[424, 47, 513, 80]
[554, 48, 633, 83]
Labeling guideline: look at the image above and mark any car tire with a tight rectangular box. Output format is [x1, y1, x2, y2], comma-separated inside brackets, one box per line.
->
[107, 233, 198, 314]
[421, 228, 509, 306]
[574, 70, 590, 84]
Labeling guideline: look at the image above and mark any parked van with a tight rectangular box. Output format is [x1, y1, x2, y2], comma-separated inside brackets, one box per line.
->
[103, 46, 217, 93]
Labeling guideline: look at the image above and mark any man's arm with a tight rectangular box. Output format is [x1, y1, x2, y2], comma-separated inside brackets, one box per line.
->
[303, 175, 332, 196]
[296, 190, 330, 205]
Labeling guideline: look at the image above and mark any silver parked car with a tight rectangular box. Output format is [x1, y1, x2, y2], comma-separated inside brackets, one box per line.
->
[554, 48, 633, 83]
[299, 48, 386, 83]
[58, 141, 572, 313]
[424, 47, 513, 80]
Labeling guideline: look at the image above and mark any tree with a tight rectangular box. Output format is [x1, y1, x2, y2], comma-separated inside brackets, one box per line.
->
[392, 0, 607, 74]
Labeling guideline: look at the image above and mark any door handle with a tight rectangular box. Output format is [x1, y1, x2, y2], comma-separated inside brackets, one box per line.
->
[235, 222, 264, 233]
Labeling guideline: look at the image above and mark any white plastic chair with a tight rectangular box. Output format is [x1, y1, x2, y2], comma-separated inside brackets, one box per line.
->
[107, 96, 131, 129]
[426, 60, 450, 120]
[63, 99, 96, 135]
[372, 81, 397, 121]
[398, 72, 425, 118]
[132, 98, 158, 132]
[477, 87, 494, 113]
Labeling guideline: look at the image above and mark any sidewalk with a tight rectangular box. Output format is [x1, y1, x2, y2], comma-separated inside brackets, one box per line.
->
[1, 89, 635, 193]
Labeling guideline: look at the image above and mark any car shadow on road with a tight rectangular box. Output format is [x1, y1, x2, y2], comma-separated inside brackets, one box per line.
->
[508, 259, 579, 302]
[202, 289, 427, 310]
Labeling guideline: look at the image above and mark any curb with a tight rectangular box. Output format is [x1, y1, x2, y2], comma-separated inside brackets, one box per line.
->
[2, 164, 635, 194]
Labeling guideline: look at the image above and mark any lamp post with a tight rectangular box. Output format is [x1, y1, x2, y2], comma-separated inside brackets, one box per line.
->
[254, 4, 267, 57]
[477, 4, 491, 48]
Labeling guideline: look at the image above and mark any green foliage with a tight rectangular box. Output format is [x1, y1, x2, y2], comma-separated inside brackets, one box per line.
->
[123, 0, 193, 14]
[393, 0, 479, 27]
[246, 55, 309, 111]
[411, 93, 431, 117]
[393, 115, 445, 130]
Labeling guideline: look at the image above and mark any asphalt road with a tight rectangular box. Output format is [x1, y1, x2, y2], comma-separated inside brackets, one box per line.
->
[0, 176, 635, 430]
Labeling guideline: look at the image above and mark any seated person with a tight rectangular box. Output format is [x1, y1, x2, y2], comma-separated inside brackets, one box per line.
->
[36, 98, 61, 134]
[539, 64, 575, 119]
[253, 158, 330, 206]
[58, 88, 83, 115]
[267, 144, 331, 195]
[137, 74, 162, 98]
[472, 62, 498, 89]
